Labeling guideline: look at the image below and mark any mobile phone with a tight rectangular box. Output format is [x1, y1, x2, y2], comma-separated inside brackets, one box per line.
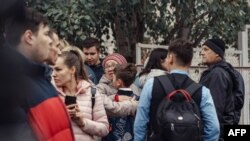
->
[65, 95, 77, 106]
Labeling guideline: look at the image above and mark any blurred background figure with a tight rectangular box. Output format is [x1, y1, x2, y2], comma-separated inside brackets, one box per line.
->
[79, 37, 104, 84]
[97, 53, 128, 97]
[134, 48, 169, 93]
[0, 1, 37, 140]
[2, 4, 74, 141]
[44, 29, 61, 66]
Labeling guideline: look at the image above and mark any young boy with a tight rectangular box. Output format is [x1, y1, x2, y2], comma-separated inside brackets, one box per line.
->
[103, 63, 139, 141]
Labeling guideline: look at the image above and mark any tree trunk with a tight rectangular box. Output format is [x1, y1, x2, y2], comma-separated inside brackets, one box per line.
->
[114, 15, 130, 59]
[112, 1, 145, 63]
[178, 27, 191, 39]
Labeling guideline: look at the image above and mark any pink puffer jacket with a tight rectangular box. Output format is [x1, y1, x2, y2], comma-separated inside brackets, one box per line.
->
[56, 80, 109, 141]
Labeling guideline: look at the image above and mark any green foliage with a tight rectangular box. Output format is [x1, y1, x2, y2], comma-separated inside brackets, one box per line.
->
[27, 0, 95, 46]
[145, 0, 250, 48]
[27, 0, 250, 61]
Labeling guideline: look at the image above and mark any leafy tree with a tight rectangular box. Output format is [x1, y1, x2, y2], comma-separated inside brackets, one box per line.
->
[27, 0, 250, 62]
[145, 0, 250, 46]
[27, 0, 95, 42]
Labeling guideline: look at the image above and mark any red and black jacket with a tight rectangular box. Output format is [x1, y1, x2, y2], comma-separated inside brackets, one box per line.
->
[20, 55, 74, 141]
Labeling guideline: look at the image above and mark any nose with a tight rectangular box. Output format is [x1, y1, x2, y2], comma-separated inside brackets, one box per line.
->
[105, 66, 114, 72]
[107, 67, 114, 71]
[52, 70, 56, 77]
[199, 50, 204, 56]
[86, 54, 91, 59]
[48, 37, 53, 45]
[199, 51, 202, 56]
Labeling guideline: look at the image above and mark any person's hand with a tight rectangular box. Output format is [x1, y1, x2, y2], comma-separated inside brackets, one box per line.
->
[130, 96, 138, 116]
[66, 104, 78, 117]
[67, 104, 85, 127]
[131, 96, 138, 106]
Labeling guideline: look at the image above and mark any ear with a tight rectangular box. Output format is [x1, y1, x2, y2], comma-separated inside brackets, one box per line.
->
[70, 66, 76, 76]
[169, 54, 174, 65]
[160, 58, 165, 63]
[116, 79, 123, 87]
[23, 30, 35, 46]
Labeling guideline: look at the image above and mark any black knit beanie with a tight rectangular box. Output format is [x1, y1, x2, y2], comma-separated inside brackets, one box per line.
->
[203, 39, 225, 58]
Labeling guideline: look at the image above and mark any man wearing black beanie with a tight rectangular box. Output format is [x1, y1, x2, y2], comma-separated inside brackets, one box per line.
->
[202, 39, 226, 58]
[199, 38, 245, 141]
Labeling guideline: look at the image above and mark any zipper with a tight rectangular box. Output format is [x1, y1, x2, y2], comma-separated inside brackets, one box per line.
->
[194, 114, 200, 128]
[194, 114, 201, 141]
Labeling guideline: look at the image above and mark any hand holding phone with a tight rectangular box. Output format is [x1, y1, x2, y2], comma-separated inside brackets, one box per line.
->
[65, 95, 77, 106]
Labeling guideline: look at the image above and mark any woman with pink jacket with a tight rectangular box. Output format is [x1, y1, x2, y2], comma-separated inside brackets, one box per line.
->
[53, 49, 109, 141]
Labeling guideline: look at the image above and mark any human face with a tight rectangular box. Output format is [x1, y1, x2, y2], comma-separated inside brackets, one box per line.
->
[46, 32, 61, 65]
[53, 57, 74, 87]
[200, 45, 220, 66]
[31, 24, 52, 63]
[83, 46, 100, 66]
[104, 60, 117, 80]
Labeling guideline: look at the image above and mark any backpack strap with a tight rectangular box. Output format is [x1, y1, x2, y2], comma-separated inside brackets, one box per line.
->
[185, 83, 202, 97]
[91, 87, 96, 109]
[156, 75, 175, 94]
[156, 75, 202, 105]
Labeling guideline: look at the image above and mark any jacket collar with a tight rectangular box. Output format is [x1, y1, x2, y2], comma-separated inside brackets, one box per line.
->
[10, 48, 48, 78]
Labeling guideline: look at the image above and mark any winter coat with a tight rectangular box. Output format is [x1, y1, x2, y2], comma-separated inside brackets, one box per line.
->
[96, 75, 117, 97]
[102, 93, 138, 117]
[133, 69, 167, 95]
[87, 61, 104, 83]
[97, 75, 140, 98]
[103, 89, 139, 141]
[56, 80, 109, 141]
[200, 60, 235, 138]
[20, 55, 74, 141]
[138, 69, 168, 88]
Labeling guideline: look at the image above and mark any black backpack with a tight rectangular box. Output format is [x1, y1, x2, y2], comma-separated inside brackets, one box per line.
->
[156, 76, 203, 141]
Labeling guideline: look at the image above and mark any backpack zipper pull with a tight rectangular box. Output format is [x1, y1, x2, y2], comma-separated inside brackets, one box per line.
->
[194, 114, 200, 120]
[171, 123, 174, 131]
[194, 114, 200, 128]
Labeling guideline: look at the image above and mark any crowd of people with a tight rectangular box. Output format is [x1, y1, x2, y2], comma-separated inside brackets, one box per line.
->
[0, 2, 245, 141]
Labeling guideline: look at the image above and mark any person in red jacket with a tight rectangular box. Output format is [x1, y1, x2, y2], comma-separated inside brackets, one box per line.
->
[4, 7, 74, 141]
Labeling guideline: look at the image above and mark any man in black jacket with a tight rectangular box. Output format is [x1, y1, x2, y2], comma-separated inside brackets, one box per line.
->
[199, 38, 243, 141]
